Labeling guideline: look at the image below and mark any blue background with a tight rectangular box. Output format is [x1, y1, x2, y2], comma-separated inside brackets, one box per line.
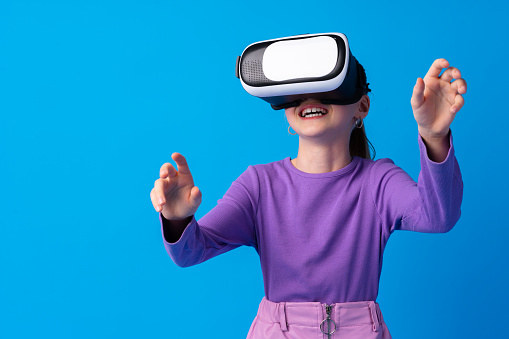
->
[1, 0, 508, 338]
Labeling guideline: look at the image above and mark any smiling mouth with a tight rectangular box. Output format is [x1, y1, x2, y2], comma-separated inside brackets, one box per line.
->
[299, 107, 329, 118]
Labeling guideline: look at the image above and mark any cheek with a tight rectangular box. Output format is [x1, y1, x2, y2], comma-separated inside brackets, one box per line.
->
[331, 106, 356, 123]
[285, 108, 297, 122]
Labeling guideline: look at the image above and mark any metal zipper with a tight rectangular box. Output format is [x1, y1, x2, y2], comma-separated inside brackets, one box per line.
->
[320, 304, 337, 338]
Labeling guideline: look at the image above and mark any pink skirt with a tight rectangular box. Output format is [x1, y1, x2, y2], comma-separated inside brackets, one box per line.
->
[247, 297, 392, 339]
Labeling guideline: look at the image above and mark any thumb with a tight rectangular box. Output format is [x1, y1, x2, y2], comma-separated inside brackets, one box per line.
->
[411, 77, 425, 110]
[189, 186, 202, 207]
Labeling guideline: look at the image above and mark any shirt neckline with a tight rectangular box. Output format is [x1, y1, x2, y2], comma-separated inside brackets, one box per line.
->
[283, 156, 360, 178]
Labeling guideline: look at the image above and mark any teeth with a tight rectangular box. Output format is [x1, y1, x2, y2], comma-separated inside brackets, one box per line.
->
[300, 107, 328, 117]
[303, 113, 323, 118]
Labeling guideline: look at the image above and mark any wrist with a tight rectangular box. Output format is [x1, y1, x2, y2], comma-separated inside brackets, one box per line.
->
[417, 126, 449, 141]
[419, 129, 451, 163]
[161, 210, 192, 223]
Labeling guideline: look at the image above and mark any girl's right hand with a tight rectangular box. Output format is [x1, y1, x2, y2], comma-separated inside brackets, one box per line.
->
[150, 153, 202, 221]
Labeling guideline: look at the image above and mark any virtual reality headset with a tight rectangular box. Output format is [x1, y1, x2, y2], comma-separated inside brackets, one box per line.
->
[236, 33, 368, 110]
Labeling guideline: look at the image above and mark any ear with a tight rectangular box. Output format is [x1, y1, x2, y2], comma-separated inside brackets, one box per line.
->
[356, 95, 370, 119]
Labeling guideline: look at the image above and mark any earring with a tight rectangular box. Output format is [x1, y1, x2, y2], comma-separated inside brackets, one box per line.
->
[355, 118, 363, 129]
[288, 126, 297, 135]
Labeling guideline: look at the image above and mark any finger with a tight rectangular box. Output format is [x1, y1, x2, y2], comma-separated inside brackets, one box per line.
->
[189, 186, 202, 207]
[424, 58, 450, 80]
[410, 77, 425, 110]
[451, 78, 467, 95]
[440, 67, 461, 83]
[172, 152, 191, 175]
[450, 94, 465, 114]
[160, 163, 178, 178]
[154, 178, 169, 206]
[150, 189, 162, 212]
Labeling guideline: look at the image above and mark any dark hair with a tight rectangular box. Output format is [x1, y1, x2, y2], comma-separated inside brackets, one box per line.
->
[349, 61, 376, 160]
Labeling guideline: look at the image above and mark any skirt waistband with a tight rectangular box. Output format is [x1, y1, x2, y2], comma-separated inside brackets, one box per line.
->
[256, 297, 384, 333]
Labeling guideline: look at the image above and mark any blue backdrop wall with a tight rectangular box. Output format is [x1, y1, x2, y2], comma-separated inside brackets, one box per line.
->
[1, 0, 508, 338]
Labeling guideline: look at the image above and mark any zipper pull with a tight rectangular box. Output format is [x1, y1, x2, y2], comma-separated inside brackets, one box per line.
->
[320, 304, 337, 337]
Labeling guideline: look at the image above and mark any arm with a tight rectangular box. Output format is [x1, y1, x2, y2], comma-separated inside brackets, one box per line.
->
[370, 131, 462, 234]
[160, 166, 260, 267]
[371, 130, 463, 234]
[409, 58, 466, 232]
[372, 59, 466, 234]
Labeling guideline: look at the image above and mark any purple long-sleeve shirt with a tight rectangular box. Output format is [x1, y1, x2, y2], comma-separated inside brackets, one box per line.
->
[160, 132, 462, 304]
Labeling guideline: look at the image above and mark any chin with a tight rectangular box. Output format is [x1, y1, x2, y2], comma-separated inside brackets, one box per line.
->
[300, 126, 347, 140]
[299, 129, 331, 139]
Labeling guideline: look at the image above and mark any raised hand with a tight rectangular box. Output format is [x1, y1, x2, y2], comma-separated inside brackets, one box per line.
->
[411, 58, 467, 139]
[150, 153, 202, 221]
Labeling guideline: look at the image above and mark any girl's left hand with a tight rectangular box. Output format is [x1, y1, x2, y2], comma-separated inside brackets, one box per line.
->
[411, 58, 467, 139]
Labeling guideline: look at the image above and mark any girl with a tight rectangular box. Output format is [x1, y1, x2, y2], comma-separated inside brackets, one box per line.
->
[150, 35, 466, 338]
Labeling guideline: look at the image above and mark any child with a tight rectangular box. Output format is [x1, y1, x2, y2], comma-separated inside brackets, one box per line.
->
[150, 33, 466, 338]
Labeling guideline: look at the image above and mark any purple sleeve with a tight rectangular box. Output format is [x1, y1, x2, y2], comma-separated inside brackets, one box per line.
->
[370, 130, 463, 234]
[160, 166, 259, 267]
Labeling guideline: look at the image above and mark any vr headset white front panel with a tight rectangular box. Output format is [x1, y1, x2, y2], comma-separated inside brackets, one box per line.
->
[238, 33, 350, 99]
[263, 36, 339, 81]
